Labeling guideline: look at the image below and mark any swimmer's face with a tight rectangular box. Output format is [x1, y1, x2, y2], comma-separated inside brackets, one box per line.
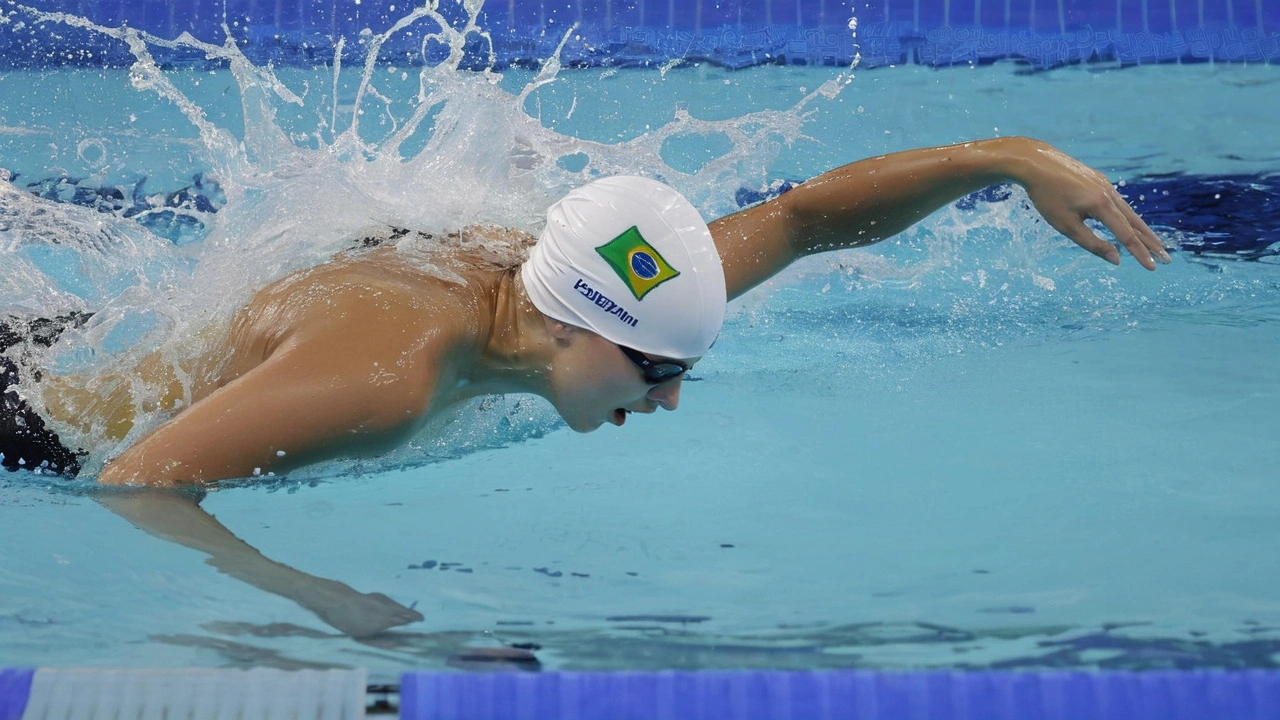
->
[547, 326, 693, 433]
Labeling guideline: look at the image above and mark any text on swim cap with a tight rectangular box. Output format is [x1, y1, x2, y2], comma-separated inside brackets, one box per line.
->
[574, 278, 639, 328]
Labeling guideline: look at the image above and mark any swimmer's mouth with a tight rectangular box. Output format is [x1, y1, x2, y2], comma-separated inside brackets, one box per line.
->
[612, 409, 629, 426]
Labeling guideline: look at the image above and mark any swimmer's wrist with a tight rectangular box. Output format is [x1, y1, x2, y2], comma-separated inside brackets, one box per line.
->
[976, 136, 1052, 187]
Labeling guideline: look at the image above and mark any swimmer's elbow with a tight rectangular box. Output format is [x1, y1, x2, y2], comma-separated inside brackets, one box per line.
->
[96, 459, 179, 488]
[96, 462, 128, 486]
[99, 442, 300, 487]
[96, 451, 144, 486]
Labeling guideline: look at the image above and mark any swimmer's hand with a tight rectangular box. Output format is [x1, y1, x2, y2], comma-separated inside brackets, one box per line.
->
[304, 578, 424, 638]
[1009, 139, 1170, 271]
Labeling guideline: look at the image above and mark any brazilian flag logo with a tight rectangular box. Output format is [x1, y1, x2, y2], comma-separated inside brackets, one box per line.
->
[596, 226, 680, 301]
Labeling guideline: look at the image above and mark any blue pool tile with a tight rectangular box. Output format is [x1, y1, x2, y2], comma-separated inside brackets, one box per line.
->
[0, 669, 34, 720]
[401, 670, 1280, 720]
[5, 0, 1280, 68]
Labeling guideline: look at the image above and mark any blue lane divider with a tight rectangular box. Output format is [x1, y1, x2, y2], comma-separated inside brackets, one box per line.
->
[401, 669, 1280, 720]
[5, 0, 1280, 69]
[0, 669, 34, 720]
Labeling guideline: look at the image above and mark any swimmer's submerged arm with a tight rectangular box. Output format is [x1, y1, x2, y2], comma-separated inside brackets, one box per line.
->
[709, 136, 1169, 300]
[92, 328, 435, 634]
[96, 488, 424, 636]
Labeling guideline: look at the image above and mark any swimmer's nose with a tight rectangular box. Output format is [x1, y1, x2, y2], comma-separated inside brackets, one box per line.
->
[646, 376, 682, 411]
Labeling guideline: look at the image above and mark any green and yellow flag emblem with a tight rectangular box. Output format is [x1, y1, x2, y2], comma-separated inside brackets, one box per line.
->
[596, 226, 680, 301]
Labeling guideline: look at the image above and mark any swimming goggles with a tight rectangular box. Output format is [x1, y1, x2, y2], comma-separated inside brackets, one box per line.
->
[617, 344, 689, 385]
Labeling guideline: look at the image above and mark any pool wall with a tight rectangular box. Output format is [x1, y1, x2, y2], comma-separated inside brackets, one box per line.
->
[3, 0, 1277, 69]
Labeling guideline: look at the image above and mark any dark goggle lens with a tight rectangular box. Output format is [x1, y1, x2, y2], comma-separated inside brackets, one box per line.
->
[642, 362, 686, 384]
[618, 344, 689, 384]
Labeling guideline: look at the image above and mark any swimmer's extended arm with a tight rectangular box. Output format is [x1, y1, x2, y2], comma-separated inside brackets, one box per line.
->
[709, 136, 1169, 300]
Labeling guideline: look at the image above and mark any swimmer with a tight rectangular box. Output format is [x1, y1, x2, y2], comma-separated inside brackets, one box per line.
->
[2, 137, 1168, 636]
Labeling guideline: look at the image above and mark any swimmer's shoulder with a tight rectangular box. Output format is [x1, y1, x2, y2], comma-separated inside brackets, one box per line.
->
[232, 224, 530, 344]
[243, 252, 494, 340]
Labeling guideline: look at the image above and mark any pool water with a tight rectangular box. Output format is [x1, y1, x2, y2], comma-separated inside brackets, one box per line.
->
[2, 16, 1279, 682]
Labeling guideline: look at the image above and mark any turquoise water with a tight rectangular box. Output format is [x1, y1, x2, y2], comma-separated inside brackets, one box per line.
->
[1, 16, 1279, 681]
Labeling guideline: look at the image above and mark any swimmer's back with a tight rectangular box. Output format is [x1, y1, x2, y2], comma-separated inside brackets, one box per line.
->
[96, 226, 535, 484]
[219, 245, 498, 395]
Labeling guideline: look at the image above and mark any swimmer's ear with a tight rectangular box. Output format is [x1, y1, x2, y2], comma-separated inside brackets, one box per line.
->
[545, 317, 578, 348]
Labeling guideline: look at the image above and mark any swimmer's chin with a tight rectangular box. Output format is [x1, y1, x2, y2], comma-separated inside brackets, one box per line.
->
[563, 409, 628, 433]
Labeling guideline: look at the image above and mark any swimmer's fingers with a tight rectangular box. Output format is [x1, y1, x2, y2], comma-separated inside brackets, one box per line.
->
[1113, 193, 1171, 265]
[365, 591, 426, 626]
[1090, 193, 1161, 271]
[1037, 182, 1167, 270]
[1054, 213, 1124, 266]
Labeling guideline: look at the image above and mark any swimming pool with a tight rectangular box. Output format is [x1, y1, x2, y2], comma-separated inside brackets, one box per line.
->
[2, 0, 1279, 700]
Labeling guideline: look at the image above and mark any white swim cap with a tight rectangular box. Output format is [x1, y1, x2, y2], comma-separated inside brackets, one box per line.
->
[521, 176, 726, 360]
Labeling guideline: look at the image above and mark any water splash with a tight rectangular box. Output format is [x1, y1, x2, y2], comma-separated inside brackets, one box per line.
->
[8, 1, 1271, 483]
[0, 0, 846, 477]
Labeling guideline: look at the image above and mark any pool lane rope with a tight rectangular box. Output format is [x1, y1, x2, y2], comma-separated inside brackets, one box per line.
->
[4, 668, 1280, 718]
[5, 668, 365, 720]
